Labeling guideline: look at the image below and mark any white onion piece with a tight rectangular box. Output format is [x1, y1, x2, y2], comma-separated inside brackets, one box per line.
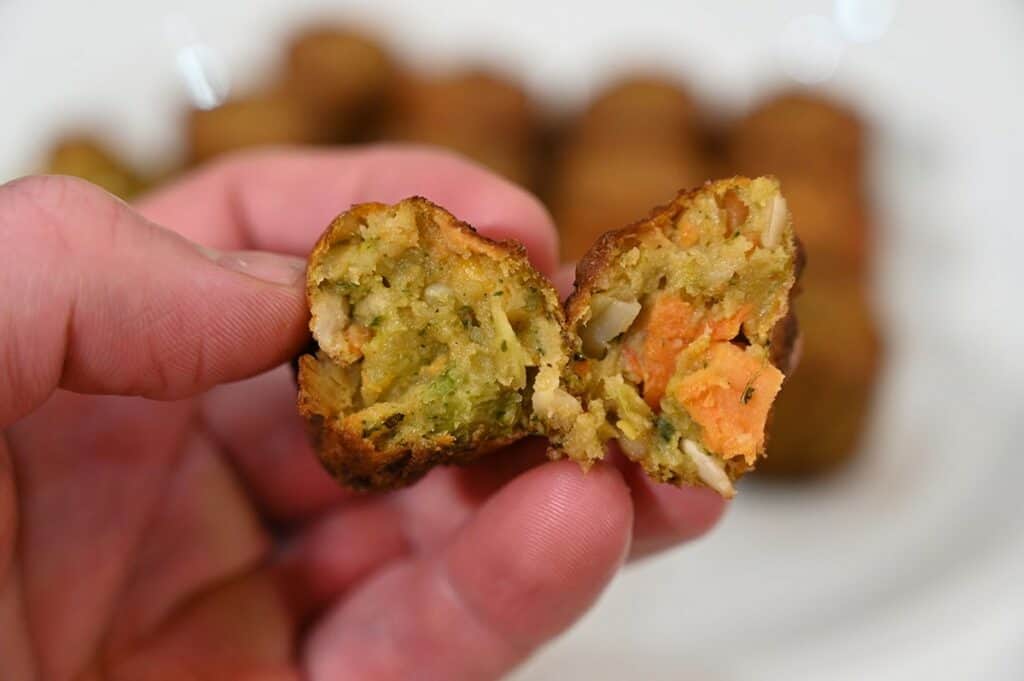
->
[531, 366, 583, 428]
[311, 295, 349, 358]
[763, 195, 788, 248]
[581, 299, 642, 357]
[532, 386, 583, 423]
[682, 439, 735, 498]
[424, 283, 453, 300]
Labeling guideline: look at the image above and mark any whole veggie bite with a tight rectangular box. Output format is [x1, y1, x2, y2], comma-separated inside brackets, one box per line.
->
[558, 177, 799, 497]
[297, 198, 573, 490]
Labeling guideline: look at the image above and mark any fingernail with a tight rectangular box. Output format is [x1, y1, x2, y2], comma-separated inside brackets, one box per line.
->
[215, 250, 307, 286]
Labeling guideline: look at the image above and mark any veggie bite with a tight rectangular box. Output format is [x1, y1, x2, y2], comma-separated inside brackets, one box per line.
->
[573, 75, 699, 150]
[297, 198, 572, 490]
[549, 75, 706, 261]
[761, 277, 880, 476]
[187, 93, 324, 165]
[298, 178, 799, 498]
[284, 26, 397, 142]
[382, 70, 539, 188]
[558, 177, 799, 497]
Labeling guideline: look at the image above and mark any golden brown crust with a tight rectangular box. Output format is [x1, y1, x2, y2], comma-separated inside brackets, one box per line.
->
[298, 197, 564, 490]
[769, 236, 806, 374]
[565, 180, 801, 370]
[304, 197, 534, 276]
[551, 146, 705, 261]
[298, 355, 525, 489]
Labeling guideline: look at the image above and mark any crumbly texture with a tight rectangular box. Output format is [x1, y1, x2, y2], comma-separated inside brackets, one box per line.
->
[557, 177, 799, 497]
[297, 198, 571, 490]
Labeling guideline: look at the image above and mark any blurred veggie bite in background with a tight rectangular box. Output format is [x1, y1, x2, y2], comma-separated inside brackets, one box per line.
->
[186, 92, 326, 165]
[382, 69, 540, 189]
[729, 91, 881, 476]
[43, 136, 147, 199]
[284, 25, 398, 142]
[549, 75, 706, 261]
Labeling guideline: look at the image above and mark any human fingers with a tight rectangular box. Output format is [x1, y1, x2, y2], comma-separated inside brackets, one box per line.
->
[137, 146, 560, 277]
[0, 175, 308, 426]
[304, 461, 632, 680]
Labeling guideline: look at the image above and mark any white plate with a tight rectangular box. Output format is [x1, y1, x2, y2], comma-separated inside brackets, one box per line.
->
[3, 1, 1022, 678]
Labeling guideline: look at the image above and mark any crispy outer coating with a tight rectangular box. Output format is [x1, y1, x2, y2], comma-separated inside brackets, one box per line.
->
[298, 198, 568, 490]
[552, 146, 707, 261]
[43, 137, 145, 199]
[565, 179, 799, 365]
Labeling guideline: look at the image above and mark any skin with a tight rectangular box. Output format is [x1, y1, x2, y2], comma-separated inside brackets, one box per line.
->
[0, 147, 724, 681]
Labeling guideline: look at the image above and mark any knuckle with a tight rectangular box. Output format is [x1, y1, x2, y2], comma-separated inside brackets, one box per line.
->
[0, 174, 130, 253]
[0, 174, 97, 212]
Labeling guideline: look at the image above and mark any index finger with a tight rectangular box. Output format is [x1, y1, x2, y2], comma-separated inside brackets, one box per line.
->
[137, 145, 560, 277]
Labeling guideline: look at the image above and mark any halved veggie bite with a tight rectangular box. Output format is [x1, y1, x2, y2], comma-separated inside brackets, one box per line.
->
[297, 197, 575, 490]
[557, 177, 799, 497]
[298, 178, 799, 497]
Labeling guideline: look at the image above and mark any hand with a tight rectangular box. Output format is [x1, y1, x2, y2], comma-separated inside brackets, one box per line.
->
[0, 148, 725, 681]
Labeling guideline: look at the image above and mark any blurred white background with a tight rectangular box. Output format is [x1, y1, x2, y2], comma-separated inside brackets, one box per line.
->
[2, 1, 1023, 679]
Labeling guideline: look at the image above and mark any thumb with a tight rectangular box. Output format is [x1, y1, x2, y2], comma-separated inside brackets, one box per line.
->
[0, 175, 309, 427]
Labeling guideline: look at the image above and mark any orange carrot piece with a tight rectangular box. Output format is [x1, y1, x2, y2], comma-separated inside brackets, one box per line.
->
[673, 342, 783, 464]
[641, 296, 700, 407]
[707, 305, 751, 341]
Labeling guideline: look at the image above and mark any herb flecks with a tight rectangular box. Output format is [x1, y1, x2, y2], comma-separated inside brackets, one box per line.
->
[741, 378, 756, 405]
[363, 412, 405, 438]
[655, 416, 675, 443]
[458, 305, 478, 329]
